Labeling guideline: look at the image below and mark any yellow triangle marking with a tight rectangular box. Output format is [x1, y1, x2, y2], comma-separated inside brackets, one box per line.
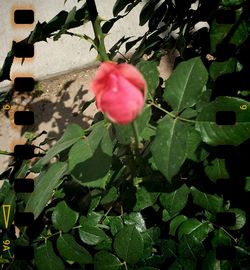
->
[2, 205, 11, 229]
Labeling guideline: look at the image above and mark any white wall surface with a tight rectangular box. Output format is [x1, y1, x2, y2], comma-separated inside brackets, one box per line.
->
[0, 0, 147, 90]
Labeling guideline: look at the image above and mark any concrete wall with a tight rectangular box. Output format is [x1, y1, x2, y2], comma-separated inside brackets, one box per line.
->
[0, 0, 147, 90]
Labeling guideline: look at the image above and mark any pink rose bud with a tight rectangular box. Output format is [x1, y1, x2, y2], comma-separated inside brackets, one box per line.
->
[90, 61, 147, 125]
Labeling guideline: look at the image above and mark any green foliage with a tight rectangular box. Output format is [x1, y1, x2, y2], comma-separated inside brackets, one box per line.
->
[52, 201, 79, 232]
[204, 158, 230, 182]
[79, 223, 108, 245]
[94, 251, 123, 270]
[209, 58, 237, 81]
[57, 234, 92, 264]
[31, 123, 85, 172]
[34, 241, 65, 270]
[159, 184, 189, 220]
[1, 0, 250, 269]
[196, 97, 250, 146]
[164, 57, 208, 113]
[25, 162, 68, 219]
[190, 187, 224, 214]
[151, 116, 188, 181]
[136, 60, 159, 96]
[114, 225, 144, 264]
[68, 121, 112, 188]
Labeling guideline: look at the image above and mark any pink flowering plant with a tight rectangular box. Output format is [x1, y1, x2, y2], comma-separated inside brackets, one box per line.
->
[0, 0, 250, 269]
[90, 61, 147, 125]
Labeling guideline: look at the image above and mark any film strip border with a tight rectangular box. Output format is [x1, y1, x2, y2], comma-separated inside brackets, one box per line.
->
[187, 5, 249, 261]
[2, 7, 35, 262]
[1, 3, 248, 265]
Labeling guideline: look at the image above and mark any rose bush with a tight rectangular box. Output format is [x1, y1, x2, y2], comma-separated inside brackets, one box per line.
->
[90, 61, 146, 125]
[0, 0, 250, 269]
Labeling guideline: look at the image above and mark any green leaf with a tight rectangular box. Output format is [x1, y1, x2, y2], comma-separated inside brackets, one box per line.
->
[162, 209, 171, 222]
[88, 190, 102, 212]
[31, 124, 84, 172]
[159, 184, 189, 221]
[94, 251, 123, 270]
[133, 186, 158, 211]
[221, 0, 244, 6]
[113, 124, 132, 145]
[180, 108, 197, 119]
[211, 229, 232, 248]
[178, 234, 205, 260]
[169, 215, 188, 236]
[57, 234, 92, 264]
[108, 36, 132, 59]
[161, 239, 177, 259]
[25, 162, 68, 219]
[68, 123, 112, 188]
[186, 129, 208, 162]
[125, 36, 144, 53]
[80, 212, 103, 226]
[196, 89, 212, 113]
[226, 208, 246, 230]
[204, 158, 230, 182]
[102, 15, 126, 34]
[201, 250, 220, 270]
[27, 21, 47, 43]
[138, 266, 159, 270]
[148, 2, 168, 31]
[169, 259, 183, 270]
[140, 124, 156, 141]
[101, 186, 119, 205]
[95, 236, 113, 251]
[151, 116, 188, 182]
[113, 0, 132, 16]
[52, 201, 79, 232]
[114, 105, 152, 145]
[141, 231, 155, 259]
[139, 0, 158, 26]
[110, 216, 124, 236]
[209, 58, 236, 81]
[177, 218, 201, 240]
[190, 186, 223, 213]
[195, 97, 250, 146]
[230, 20, 249, 47]
[178, 219, 213, 242]
[136, 60, 159, 96]
[0, 42, 15, 82]
[114, 225, 144, 264]
[164, 57, 208, 113]
[123, 212, 146, 232]
[244, 176, 250, 192]
[210, 21, 232, 53]
[79, 224, 108, 245]
[53, 6, 77, 41]
[34, 241, 65, 270]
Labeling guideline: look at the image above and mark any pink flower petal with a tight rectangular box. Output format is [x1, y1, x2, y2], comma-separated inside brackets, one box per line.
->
[90, 61, 147, 124]
[99, 74, 144, 124]
[90, 62, 117, 96]
[117, 63, 147, 93]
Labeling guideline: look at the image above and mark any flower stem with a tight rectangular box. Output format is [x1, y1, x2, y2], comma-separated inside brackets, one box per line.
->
[131, 120, 140, 155]
[149, 101, 196, 124]
[0, 150, 13, 156]
[86, 0, 109, 62]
